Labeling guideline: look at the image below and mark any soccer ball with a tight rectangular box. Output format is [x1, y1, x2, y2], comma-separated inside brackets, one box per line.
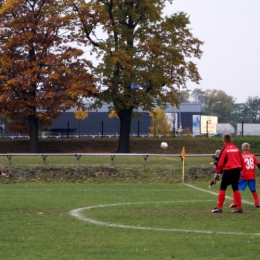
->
[160, 142, 168, 149]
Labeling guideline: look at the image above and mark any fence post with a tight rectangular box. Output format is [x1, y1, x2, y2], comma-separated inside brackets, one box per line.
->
[143, 155, 148, 166]
[7, 154, 12, 166]
[67, 121, 70, 138]
[75, 154, 81, 165]
[42, 154, 47, 165]
[110, 155, 115, 166]
[101, 121, 104, 138]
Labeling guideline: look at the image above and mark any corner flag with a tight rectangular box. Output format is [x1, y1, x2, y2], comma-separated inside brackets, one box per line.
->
[181, 146, 185, 159]
[181, 146, 185, 183]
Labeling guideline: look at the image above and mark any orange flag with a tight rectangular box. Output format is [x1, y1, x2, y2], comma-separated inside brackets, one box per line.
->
[181, 146, 185, 159]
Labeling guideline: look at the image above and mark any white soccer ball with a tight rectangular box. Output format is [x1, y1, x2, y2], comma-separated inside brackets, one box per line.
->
[161, 142, 168, 149]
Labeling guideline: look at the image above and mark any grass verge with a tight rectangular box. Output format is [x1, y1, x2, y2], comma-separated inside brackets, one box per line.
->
[1, 183, 260, 260]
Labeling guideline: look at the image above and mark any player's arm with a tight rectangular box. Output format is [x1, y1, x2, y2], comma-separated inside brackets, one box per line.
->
[240, 154, 245, 173]
[253, 155, 260, 170]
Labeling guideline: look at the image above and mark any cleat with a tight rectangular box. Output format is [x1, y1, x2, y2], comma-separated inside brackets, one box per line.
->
[229, 203, 237, 208]
[231, 208, 243, 213]
[255, 205, 260, 208]
[211, 208, 222, 213]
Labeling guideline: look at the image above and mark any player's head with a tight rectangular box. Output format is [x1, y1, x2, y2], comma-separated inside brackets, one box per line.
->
[215, 149, 221, 157]
[242, 142, 250, 152]
[222, 133, 231, 143]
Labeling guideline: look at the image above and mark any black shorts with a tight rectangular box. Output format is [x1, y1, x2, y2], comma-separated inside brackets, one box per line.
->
[220, 168, 241, 191]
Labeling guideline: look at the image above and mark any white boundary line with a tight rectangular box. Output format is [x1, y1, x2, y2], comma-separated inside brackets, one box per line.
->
[69, 189, 259, 236]
[184, 183, 254, 205]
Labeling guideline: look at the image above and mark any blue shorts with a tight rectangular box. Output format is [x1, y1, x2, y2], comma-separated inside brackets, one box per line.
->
[238, 179, 256, 192]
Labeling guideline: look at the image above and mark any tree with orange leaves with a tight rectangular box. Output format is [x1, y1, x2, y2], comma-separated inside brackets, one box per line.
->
[74, 109, 89, 136]
[0, 0, 97, 152]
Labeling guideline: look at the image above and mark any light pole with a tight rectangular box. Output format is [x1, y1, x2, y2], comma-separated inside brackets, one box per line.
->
[172, 103, 177, 138]
[206, 120, 211, 137]
[172, 113, 176, 137]
[211, 101, 222, 115]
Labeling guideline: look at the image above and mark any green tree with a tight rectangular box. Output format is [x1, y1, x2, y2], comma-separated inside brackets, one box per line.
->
[0, 1, 96, 152]
[245, 96, 260, 123]
[179, 90, 190, 103]
[73, 0, 203, 152]
[190, 88, 205, 103]
[203, 89, 235, 123]
[229, 103, 246, 126]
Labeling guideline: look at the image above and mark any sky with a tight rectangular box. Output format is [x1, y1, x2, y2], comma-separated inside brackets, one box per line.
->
[165, 0, 260, 103]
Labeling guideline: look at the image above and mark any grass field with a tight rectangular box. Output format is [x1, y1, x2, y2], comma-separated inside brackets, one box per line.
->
[1, 138, 260, 259]
[1, 182, 260, 260]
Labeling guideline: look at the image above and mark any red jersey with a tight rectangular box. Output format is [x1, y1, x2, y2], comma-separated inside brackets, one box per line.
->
[241, 152, 259, 180]
[216, 142, 244, 173]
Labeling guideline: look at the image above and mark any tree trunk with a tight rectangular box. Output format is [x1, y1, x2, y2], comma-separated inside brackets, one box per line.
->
[28, 115, 39, 153]
[117, 108, 133, 153]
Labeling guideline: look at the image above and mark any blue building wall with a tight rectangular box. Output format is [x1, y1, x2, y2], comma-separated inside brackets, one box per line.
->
[48, 103, 201, 137]
[1, 103, 201, 137]
[50, 112, 151, 137]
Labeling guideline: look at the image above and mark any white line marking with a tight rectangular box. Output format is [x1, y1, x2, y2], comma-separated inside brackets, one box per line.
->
[184, 183, 254, 205]
[69, 199, 260, 236]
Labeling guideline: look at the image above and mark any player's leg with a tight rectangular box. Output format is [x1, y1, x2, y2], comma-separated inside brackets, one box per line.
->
[212, 171, 229, 212]
[231, 169, 243, 213]
[230, 179, 246, 208]
[248, 180, 260, 207]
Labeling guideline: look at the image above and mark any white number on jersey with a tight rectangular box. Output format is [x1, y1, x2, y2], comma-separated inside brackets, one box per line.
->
[245, 157, 254, 170]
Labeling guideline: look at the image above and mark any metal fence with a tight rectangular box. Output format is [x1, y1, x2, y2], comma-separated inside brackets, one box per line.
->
[0, 153, 213, 166]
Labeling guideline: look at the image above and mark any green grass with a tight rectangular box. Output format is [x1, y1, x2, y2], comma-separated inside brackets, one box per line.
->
[1, 183, 260, 259]
[1, 138, 260, 259]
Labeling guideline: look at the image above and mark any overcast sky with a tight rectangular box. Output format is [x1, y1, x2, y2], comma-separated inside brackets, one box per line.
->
[164, 0, 260, 103]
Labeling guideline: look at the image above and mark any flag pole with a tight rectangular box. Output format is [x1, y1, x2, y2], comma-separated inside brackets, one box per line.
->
[182, 157, 185, 183]
[181, 146, 185, 183]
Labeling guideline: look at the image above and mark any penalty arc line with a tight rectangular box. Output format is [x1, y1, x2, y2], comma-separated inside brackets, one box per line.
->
[69, 198, 260, 236]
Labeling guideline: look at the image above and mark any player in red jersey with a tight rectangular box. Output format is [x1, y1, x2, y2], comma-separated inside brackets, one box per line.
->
[211, 133, 244, 213]
[229, 142, 260, 208]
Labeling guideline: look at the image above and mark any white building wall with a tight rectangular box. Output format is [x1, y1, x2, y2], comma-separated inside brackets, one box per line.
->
[237, 123, 260, 136]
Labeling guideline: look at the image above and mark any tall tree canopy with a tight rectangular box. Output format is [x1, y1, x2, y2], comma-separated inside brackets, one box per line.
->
[245, 96, 260, 123]
[0, 0, 96, 152]
[73, 0, 203, 152]
[199, 89, 235, 123]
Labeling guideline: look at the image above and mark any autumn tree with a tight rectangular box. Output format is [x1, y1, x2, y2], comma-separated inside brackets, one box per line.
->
[149, 108, 171, 136]
[0, 0, 96, 152]
[74, 109, 89, 136]
[108, 110, 119, 119]
[72, 0, 203, 152]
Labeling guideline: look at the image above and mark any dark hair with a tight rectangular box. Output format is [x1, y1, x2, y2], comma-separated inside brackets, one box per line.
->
[222, 133, 231, 143]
